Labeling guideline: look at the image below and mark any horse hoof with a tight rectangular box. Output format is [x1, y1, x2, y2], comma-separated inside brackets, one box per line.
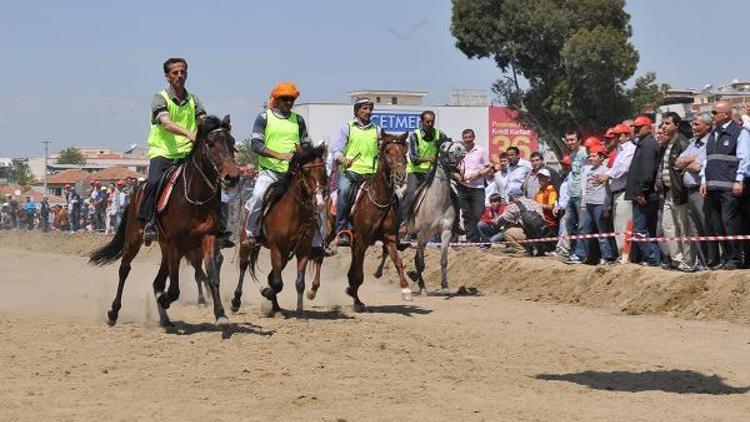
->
[353, 303, 368, 313]
[401, 288, 413, 302]
[306, 290, 317, 300]
[106, 318, 117, 327]
[373, 270, 383, 279]
[156, 293, 171, 310]
[106, 310, 118, 326]
[160, 319, 174, 328]
[215, 316, 229, 327]
[441, 287, 451, 295]
[230, 305, 240, 314]
[419, 288, 429, 297]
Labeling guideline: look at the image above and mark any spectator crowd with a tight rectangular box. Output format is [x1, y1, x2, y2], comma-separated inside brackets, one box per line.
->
[473, 101, 750, 271]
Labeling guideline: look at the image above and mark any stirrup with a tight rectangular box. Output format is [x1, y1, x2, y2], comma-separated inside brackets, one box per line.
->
[336, 230, 353, 247]
[143, 223, 157, 246]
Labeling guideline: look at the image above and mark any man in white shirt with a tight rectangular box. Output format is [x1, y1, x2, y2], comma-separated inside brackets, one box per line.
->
[594, 123, 635, 254]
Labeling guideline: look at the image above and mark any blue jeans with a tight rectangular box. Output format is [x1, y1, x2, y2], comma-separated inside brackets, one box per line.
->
[565, 196, 585, 258]
[632, 199, 661, 265]
[477, 221, 505, 243]
[336, 171, 368, 234]
[579, 203, 617, 261]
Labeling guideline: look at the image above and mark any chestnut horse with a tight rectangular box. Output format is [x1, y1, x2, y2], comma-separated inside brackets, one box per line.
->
[341, 131, 410, 312]
[89, 115, 239, 327]
[233, 144, 328, 315]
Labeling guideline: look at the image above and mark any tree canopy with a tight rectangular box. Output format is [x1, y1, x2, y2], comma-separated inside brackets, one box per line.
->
[10, 161, 35, 189]
[451, 0, 664, 153]
[56, 147, 86, 165]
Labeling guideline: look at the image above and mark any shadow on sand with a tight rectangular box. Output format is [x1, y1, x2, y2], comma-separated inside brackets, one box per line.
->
[535, 370, 750, 395]
[364, 304, 433, 317]
[164, 320, 275, 340]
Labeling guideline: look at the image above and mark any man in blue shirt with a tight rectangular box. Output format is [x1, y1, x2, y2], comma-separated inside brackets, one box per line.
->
[23, 195, 37, 231]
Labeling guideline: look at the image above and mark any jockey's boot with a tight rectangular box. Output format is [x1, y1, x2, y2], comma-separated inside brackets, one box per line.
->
[323, 244, 337, 257]
[336, 232, 351, 247]
[143, 222, 157, 246]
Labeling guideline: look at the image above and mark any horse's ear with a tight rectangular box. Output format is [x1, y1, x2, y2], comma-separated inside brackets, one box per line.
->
[222, 114, 231, 129]
[398, 132, 408, 142]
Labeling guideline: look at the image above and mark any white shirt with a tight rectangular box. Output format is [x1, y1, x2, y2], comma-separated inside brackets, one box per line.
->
[606, 140, 636, 192]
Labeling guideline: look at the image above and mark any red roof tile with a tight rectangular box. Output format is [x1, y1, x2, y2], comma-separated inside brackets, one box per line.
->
[89, 167, 143, 181]
[47, 169, 89, 185]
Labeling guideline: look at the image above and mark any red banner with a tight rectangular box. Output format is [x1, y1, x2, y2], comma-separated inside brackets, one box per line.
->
[488, 106, 538, 162]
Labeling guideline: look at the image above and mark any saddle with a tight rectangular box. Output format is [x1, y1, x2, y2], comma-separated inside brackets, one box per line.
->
[156, 164, 183, 213]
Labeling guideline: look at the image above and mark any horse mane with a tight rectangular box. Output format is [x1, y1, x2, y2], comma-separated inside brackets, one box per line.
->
[261, 143, 326, 216]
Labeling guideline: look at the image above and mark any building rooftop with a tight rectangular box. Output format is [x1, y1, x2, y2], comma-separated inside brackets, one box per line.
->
[46, 169, 89, 185]
[89, 167, 143, 181]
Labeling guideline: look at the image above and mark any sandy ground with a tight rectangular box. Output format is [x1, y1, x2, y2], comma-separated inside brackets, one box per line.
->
[1, 232, 750, 421]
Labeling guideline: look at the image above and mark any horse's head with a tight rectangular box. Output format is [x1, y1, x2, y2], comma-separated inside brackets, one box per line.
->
[379, 130, 408, 186]
[438, 138, 466, 171]
[289, 143, 328, 212]
[196, 115, 240, 188]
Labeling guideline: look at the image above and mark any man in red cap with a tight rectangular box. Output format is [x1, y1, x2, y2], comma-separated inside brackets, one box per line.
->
[595, 123, 635, 254]
[624, 115, 661, 266]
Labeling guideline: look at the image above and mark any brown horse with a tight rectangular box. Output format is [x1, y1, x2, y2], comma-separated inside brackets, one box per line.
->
[341, 131, 410, 312]
[89, 115, 240, 327]
[233, 144, 328, 315]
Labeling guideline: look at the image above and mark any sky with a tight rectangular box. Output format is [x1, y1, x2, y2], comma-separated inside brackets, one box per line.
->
[1, 0, 747, 157]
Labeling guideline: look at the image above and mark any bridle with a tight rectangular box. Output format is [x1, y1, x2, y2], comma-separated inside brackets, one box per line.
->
[183, 127, 235, 205]
[286, 159, 327, 260]
[364, 138, 405, 209]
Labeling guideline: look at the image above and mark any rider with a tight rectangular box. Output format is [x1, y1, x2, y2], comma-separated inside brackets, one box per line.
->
[241, 82, 332, 256]
[139, 57, 206, 245]
[331, 98, 381, 247]
[400, 110, 449, 236]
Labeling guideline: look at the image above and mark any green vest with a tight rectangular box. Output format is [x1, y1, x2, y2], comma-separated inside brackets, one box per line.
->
[407, 127, 439, 173]
[147, 90, 196, 159]
[258, 110, 300, 172]
[344, 121, 379, 175]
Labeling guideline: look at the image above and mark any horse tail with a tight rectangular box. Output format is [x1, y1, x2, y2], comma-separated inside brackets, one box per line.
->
[89, 203, 129, 266]
[247, 243, 261, 281]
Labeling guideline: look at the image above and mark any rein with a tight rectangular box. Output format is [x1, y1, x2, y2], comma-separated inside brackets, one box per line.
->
[183, 127, 230, 206]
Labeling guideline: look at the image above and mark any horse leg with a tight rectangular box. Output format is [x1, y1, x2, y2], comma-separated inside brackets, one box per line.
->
[346, 240, 367, 312]
[203, 237, 228, 326]
[307, 255, 322, 300]
[152, 254, 172, 327]
[295, 253, 309, 314]
[261, 248, 285, 313]
[384, 238, 411, 301]
[232, 243, 251, 313]
[107, 228, 143, 326]
[190, 252, 208, 306]
[414, 241, 428, 295]
[439, 229, 451, 292]
[373, 245, 388, 278]
[158, 247, 182, 311]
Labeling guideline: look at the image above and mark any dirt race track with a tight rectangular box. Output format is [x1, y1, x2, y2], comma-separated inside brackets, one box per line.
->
[1, 232, 750, 421]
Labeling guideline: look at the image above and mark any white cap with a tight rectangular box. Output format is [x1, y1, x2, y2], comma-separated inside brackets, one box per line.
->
[537, 168, 551, 178]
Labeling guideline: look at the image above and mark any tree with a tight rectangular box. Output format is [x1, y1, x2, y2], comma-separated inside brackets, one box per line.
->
[236, 138, 258, 168]
[626, 72, 670, 113]
[57, 147, 86, 165]
[451, 0, 642, 154]
[10, 161, 35, 189]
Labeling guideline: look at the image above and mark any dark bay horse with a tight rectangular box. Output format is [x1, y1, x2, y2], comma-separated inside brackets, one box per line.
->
[89, 115, 240, 327]
[343, 131, 411, 312]
[233, 144, 327, 315]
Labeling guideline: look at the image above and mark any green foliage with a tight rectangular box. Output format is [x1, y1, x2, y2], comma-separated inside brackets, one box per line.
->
[236, 138, 258, 168]
[10, 161, 35, 189]
[626, 72, 671, 113]
[452, 0, 652, 153]
[56, 147, 86, 165]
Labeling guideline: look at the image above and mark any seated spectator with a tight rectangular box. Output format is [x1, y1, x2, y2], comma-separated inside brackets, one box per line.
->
[574, 147, 618, 265]
[499, 187, 551, 256]
[534, 169, 558, 230]
[477, 193, 507, 248]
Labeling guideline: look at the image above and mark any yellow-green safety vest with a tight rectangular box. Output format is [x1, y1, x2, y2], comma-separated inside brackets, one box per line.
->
[258, 110, 300, 172]
[407, 127, 439, 173]
[147, 90, 196, 159]
[343, 121, 379, 175]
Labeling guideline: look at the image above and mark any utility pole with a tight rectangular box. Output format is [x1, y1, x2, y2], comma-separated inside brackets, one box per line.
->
[42, 140, 51, 194]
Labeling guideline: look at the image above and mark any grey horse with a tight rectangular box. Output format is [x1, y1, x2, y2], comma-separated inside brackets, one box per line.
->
[371, 140, 466, 293]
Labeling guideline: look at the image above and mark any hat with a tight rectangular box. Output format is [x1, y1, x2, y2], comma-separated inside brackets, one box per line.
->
[604, 128, 615, 138]
[560, 155, 572, 168]
[584, 136, 601, 149]
[612, 123, 630, 134]
[353, 97, 374, 113]
[269, 82, 300, 108]
[588, 144, 608, 157]
[507, 187, 523, 198]
[633, 115, 653, 127]
[537, 168, 551, 178]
